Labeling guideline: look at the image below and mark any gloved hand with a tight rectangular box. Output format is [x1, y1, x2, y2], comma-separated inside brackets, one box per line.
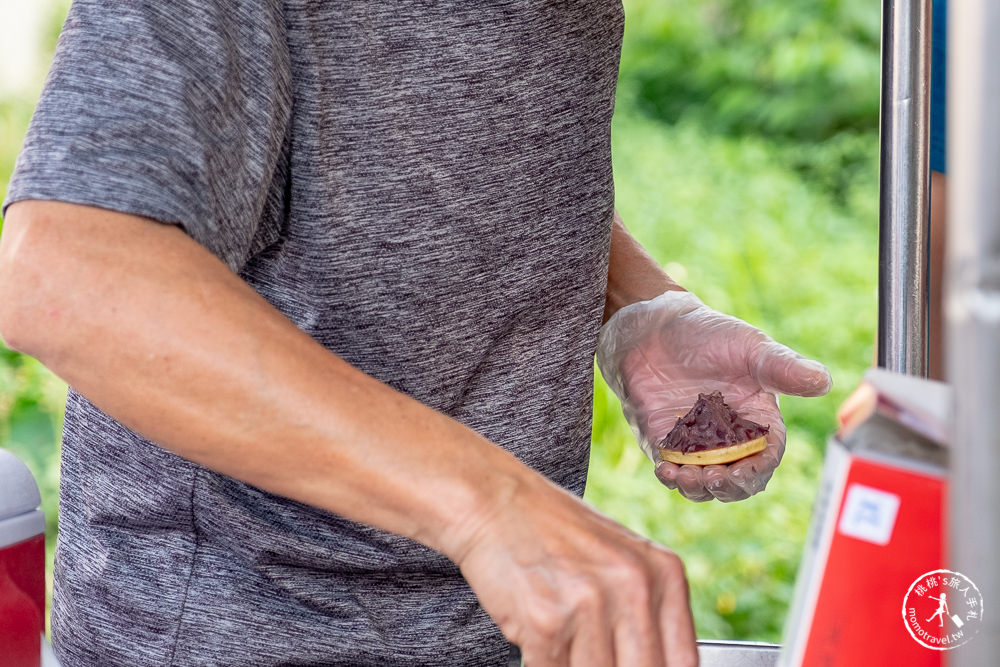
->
[596, 290, 832, 502]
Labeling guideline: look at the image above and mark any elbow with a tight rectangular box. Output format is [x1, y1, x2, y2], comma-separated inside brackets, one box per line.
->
[0, 248, 41, 357]
[0, 236, 31, 354]
[0, 203, 72, 357]
[0, 291, 26, 354]
[0, 272, 41, 357]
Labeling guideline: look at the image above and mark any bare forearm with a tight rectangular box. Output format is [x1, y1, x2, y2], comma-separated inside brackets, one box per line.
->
[603, 210, 685, 323]
[0, 201, 534, 558]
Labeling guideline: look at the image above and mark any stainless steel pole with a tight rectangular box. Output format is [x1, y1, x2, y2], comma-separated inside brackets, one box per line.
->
[877, 0, 932, 376]
[947, 0, 1000, 662]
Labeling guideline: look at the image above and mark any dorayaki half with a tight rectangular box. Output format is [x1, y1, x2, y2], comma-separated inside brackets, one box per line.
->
[658, 391, 769, 465]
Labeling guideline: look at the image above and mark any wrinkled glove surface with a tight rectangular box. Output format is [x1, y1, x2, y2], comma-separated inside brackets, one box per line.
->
[596, 291, 832, 502]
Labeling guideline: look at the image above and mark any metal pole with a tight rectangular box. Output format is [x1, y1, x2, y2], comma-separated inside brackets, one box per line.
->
[947, 0, 1000, 662]
[877, 0, 932, 376]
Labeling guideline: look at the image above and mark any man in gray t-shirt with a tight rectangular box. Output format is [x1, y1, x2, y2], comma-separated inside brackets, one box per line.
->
[0, 2, 830, 666]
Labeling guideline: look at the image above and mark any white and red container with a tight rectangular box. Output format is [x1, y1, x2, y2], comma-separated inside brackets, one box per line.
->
[780, 369, 950, 666]
[0, 448, 45, 667]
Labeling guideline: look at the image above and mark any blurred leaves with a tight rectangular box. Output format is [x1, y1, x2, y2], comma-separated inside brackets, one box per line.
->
[620, 0, 880, 140]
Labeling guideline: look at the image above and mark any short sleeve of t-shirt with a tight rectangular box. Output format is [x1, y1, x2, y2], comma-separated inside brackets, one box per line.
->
[3, 0, 291, 270]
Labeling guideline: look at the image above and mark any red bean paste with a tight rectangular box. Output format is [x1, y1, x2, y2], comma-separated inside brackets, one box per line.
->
[659, 391, 769, 454]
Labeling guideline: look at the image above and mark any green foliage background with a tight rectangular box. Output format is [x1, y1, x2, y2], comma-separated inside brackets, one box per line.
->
[0, 0, 880, 643]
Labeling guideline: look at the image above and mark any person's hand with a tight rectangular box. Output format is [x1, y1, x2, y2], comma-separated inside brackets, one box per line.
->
[452, 476, 699, 667]
[596, 290, 832, 502]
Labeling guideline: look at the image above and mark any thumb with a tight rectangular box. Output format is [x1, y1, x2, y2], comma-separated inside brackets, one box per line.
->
[750, 339, 833, 397]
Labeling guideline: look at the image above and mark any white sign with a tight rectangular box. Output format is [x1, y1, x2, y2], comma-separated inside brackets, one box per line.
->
[837, 483, 900, 546]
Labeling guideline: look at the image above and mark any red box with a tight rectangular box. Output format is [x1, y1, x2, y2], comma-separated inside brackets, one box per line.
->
[781, 370, 951, 666]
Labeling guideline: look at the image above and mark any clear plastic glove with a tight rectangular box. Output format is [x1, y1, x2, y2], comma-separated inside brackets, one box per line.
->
[596, 290, 832, 502]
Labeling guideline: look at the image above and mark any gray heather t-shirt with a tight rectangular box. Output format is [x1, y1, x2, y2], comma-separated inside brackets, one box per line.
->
[5, 1, 624, 665]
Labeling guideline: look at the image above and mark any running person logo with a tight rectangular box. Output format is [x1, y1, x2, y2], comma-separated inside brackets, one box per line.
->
[902, 569, 984, 650]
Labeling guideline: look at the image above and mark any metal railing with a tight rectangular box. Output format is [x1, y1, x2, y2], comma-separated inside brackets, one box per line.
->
[877, 0, 932, 377]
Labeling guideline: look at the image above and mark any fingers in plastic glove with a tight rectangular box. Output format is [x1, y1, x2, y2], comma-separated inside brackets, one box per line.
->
[673, 465, 716, 503]
[702, 465, 751, 503]
[726, 441, 784, 498]
[719, 411, 786, 499]
[749, 339, 833, 398]
[656, 452, 775, 502]
[653, 460, 679, 490]
[655, 461, 715, 503]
